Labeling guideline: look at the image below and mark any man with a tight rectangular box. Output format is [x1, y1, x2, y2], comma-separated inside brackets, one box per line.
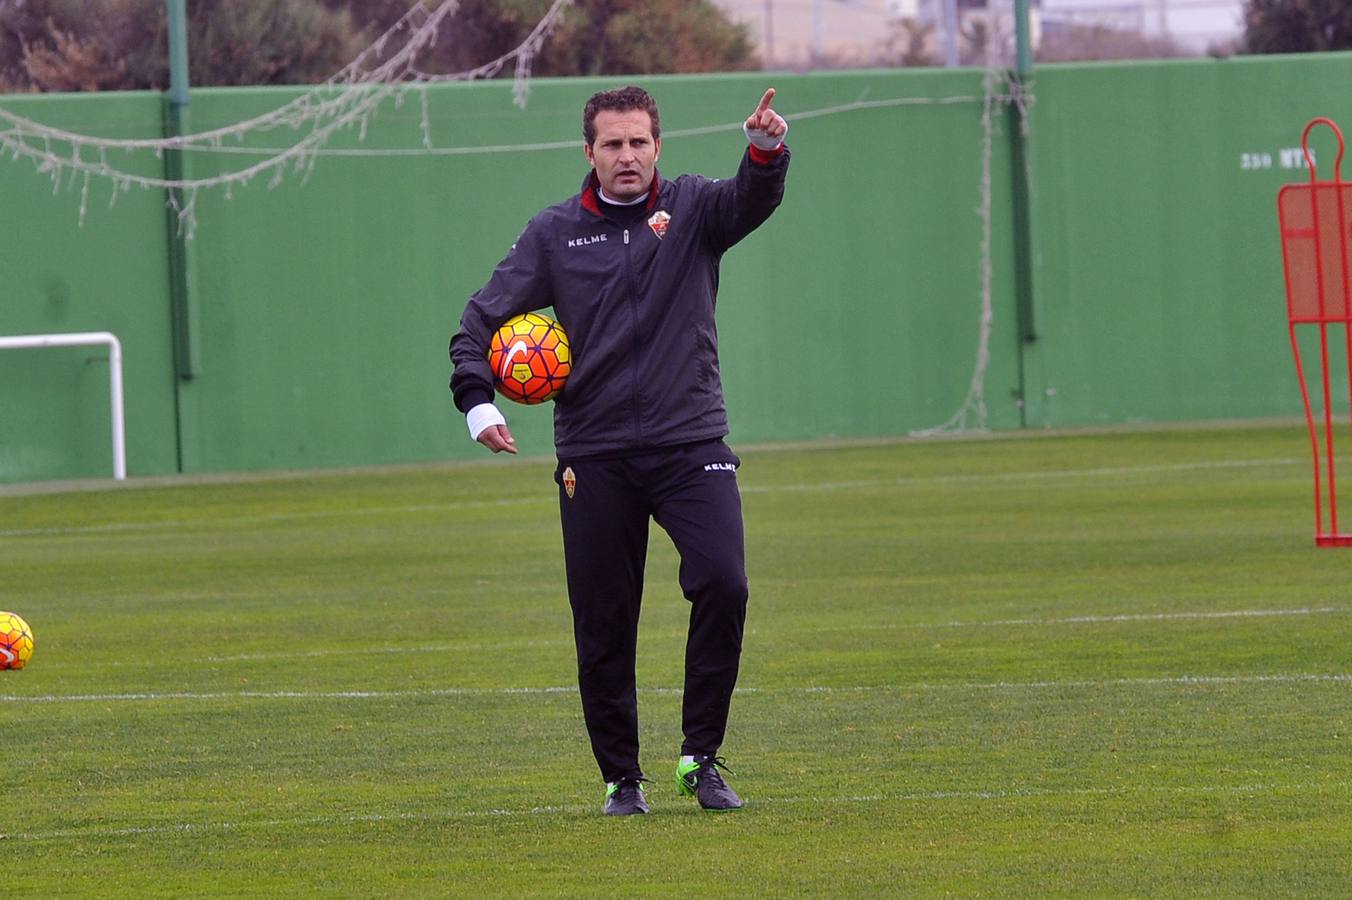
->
[449, 85, 789, 816]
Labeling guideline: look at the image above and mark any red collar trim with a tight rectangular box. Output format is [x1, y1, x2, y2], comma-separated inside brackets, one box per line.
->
[580, 170, 662, 217]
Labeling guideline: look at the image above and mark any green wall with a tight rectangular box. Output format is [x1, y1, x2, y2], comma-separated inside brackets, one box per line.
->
[0, 92, 178, 482]
[2, 56, 1348, 483]
[1025, 53, 1352, 428]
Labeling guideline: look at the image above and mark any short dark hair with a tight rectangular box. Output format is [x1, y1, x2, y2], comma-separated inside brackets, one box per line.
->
[582, 85, 660, 146]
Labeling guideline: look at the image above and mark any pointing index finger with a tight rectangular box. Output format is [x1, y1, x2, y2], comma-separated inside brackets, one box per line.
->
[755, 88, 776, 116]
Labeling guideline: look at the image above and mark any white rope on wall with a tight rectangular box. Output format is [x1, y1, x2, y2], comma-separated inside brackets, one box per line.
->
[0, 0, 575, 234]
[0, 1, 1024, 438]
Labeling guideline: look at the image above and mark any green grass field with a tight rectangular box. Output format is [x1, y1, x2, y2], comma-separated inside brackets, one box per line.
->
[4, 423, 1351, 896]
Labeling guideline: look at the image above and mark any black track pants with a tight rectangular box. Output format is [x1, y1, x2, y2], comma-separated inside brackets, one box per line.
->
[555, 439, 748, 783]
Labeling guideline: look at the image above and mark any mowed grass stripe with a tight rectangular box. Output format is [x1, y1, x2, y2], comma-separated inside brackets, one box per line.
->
[9, 603, 1345, 692]
[5, 604, 1340, 670]
[5, 424, 1351, 895]
[12, 778, 1351, 844]
[0, 453, 1306, 539]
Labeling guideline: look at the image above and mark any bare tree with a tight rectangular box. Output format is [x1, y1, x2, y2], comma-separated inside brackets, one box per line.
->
[1038, 24, 1187, 62]
[881, 16, 937, 67]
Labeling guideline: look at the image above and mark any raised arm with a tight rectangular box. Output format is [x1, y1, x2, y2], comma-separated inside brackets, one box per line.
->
[701, 87, 791, 254]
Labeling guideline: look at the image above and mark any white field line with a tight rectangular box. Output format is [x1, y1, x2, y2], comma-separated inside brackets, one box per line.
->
[201, 636, 578, 663]
[0, 497, 547, 538]
[8, 778, 1350, 843]
[0, 457, 1304, 539]
[896, 605, 1351, 632]
[737, 457, 1304, 496]
[4, 672, 1349, 704]
[190, 605, 1351, 664]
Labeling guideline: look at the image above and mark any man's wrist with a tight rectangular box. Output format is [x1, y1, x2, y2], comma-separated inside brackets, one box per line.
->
[743, 120, 787, 152]
[466, 402, 506, 441]
[453, 381, 495, 416]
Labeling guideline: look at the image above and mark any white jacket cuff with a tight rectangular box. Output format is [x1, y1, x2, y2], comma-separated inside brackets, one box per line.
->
[466, 402, 506, 441]
[744, 120, 787, 151]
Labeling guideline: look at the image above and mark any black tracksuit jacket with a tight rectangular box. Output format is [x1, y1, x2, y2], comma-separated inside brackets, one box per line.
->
[449, 144, 790, 459]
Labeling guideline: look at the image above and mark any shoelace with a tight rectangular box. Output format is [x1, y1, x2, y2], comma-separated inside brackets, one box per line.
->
[615, 776, 652, 800]
[697, 756, 733, 788]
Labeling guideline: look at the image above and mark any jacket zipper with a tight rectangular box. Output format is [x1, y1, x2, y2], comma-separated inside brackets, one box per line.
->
[624, 228, 643, 441]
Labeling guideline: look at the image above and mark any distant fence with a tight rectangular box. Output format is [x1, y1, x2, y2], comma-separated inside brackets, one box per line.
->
[3, 55, 1352, 482]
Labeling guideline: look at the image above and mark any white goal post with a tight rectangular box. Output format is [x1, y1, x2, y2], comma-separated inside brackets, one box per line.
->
[0, 331, 126, 481]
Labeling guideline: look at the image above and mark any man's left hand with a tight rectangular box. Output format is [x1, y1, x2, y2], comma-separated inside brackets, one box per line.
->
[746, 87, 789, 138]
[745, 88, 787, 142]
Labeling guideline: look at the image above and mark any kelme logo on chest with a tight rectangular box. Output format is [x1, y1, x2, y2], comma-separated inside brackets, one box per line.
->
[566, 233, 608, 248]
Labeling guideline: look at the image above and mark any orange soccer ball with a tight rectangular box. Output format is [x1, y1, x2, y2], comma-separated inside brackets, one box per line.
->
[0, 611, 34, 670]
[488, 312, 571, 405]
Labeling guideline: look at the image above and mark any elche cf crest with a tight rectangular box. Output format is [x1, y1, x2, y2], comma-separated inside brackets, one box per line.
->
[562, 466, 577, 499]
[647, 210, 671, 240]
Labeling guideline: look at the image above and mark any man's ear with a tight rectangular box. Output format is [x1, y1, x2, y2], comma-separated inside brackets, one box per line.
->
[653, 137, 661, 164]
[583, 142, 595, 167]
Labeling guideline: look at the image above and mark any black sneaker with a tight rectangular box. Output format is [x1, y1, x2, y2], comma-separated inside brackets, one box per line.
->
[676, 755, 742, 810]
[603, 777, 650, 816]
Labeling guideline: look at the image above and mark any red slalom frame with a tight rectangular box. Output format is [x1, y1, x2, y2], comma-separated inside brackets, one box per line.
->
[1278, 117, 1352, 547]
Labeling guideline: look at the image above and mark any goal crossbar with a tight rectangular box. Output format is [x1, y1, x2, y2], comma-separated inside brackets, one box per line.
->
[0, 331, 126, 481]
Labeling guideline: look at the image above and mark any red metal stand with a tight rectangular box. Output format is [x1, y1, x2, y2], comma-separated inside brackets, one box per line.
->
[1278, 117, 1352, 546]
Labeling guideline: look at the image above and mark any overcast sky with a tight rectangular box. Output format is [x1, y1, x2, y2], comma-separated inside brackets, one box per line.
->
[716, 0, 1249, 59]
[1042, 0, 1245, 48]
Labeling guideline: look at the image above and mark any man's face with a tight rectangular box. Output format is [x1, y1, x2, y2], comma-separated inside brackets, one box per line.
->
[584, 109, 661, 202]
